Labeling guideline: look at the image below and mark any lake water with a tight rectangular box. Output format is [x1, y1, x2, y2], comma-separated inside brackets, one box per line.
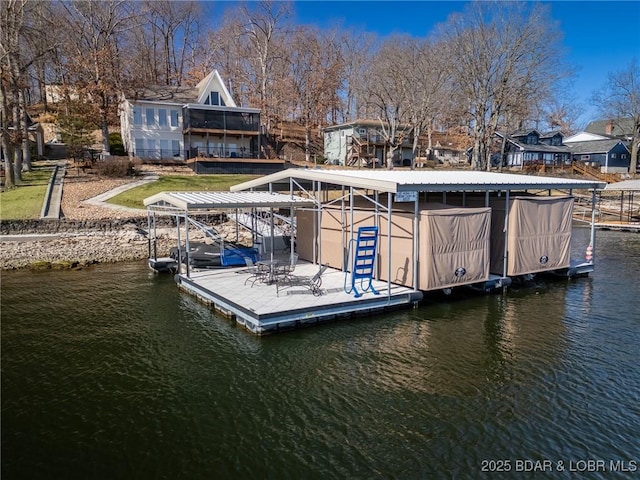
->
[2, 226, 639, 479]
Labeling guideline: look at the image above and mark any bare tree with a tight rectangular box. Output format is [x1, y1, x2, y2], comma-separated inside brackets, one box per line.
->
[287, 27, 343, 161]
[592, 58, 640, 175]
[1, 0, 57, 183]
[127, 0, 201, 87]
[336, 29, 376, 123]
[362, 37, 414, 169]
[403, 37, 450, 169]
[58, 0, 136, 154]
[240, 1, 291, 130]
[205, 11, 253, 103]
[439, 2, 566, 170]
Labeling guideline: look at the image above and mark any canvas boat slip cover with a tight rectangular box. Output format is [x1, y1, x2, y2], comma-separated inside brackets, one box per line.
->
[450, 194, 575, 276]
[347, 226, 379, 297]
[297, 202, 492, 292]
[505, 196, 573, 276]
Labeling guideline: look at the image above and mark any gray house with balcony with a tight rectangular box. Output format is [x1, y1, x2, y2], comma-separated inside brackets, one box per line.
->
[323, 119, 414, 167]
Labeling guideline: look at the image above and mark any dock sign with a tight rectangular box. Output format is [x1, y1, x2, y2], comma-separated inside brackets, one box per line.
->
[395, 191, 417, 203]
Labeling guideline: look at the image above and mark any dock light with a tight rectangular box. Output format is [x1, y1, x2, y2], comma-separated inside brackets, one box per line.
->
[586, 244, 593, 262]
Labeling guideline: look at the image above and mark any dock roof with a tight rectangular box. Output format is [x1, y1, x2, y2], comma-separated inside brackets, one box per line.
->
[231, 169, 606, 193]
[143, 191, 315, 211]
[604, 179, 640, 191]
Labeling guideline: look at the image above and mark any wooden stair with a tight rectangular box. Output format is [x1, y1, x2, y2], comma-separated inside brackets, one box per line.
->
[572, 161, 621, 184]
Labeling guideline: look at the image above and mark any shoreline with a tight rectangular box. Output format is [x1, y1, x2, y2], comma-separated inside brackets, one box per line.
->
[0, 227, 172, 271]
[0, 219, 253, 271]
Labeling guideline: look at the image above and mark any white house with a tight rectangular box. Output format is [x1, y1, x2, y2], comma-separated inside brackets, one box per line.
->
[120, 70, 262, 166]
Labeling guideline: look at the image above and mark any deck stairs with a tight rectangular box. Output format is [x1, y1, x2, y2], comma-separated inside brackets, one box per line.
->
[572, 161, 621, 184]
[346, 135, 375, 166]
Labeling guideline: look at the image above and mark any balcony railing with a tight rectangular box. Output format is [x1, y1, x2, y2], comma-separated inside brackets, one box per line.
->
[184, 109, 260, 132]
[188, 146, 260, 159]
[134, 149, 185, 161]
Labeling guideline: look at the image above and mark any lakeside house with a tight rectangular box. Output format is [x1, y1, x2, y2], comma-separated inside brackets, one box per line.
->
[323, 119, 415, 167]
[493, 129, 572, 168]
[119, 70, 284, 174]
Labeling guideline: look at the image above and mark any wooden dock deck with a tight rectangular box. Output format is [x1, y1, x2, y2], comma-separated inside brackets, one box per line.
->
[176, 261, 423, 335]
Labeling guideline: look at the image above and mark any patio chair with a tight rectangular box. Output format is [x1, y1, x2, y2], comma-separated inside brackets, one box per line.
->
[276, 263, 327, 297]
[275, 253, 298, 282]
[307, 264, 328, 296]
[243, 257, 268, 286]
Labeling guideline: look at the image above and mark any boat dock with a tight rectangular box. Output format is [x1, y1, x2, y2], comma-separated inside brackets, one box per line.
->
[176, 261, 422, 335]
[144, 169, 606, 336]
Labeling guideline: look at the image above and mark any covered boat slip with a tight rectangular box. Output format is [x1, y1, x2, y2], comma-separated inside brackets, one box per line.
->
[231, 169, 606, 288]
[143, 189, 422, 334]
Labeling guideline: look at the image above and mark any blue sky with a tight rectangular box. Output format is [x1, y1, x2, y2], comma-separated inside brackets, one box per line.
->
[289, 1, 640, 127]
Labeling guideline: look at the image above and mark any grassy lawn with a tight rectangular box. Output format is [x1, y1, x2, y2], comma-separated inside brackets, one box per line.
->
[0, 165, 55, 220]
[107, 174, 260, 209]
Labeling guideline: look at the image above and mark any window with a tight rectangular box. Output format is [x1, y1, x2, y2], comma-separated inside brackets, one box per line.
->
[581, 155, 590, 160]
[204, 91, 227, 106]
[133, 107, 142, 125]
[146, 108, 155, 126]
[160, 139, 169, 153]
[134, 138, 144, 154]
[158, 109, 167, 127]
[622, 154, 628, 159]
[611, 153, 617, 159]
[172, 140, 181, 156]
[147, 139, 156, 151]
[170, 110, 179, 127]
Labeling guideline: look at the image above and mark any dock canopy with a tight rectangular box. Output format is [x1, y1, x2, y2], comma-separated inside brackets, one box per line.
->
[604, 179, 640, 191]
[143, 191, 315, 211]
[230, 169, 606, 194]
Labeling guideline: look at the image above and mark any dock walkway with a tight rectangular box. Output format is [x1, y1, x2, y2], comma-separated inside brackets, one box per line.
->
[177, 261, 423, 335]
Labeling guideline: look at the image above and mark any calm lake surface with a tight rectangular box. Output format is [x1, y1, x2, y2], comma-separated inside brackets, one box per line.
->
[2, 226, 639, 479]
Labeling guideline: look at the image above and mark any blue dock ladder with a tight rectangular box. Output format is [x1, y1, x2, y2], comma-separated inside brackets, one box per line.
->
[344, 226, 379, 298]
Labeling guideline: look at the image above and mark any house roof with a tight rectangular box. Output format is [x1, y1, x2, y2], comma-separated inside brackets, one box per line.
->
[497, 133, 570, 153]
[125, 70, 240, 108]
[568, 139, 628, 154]
[231, 169, 605, 194]
[323, 119, 412, 132]
[563, 132, 609, 143]
[143, 191, 315, 211]
[133, 85, 198, 104]
[509, 129, 541, 137]
[585, 118, 636, 137]
[539, 130, 564, 139]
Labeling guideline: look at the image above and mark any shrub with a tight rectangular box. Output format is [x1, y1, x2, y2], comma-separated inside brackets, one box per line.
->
[95, 157, 134, 177]
[109, 132, 125, 156]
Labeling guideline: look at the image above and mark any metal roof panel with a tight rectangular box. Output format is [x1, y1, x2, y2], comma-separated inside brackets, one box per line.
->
[231, 169, 606, 193]
[143, 190, 315, 210]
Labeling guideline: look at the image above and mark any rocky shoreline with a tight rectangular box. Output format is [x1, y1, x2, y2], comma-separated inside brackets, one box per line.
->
[0, 218, 253, 271]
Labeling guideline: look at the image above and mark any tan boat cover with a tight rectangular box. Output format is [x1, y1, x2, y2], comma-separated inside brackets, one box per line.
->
[296, 202, 491, 291]
[444, 194, 574, 276]
[504, 196, 574, 275]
